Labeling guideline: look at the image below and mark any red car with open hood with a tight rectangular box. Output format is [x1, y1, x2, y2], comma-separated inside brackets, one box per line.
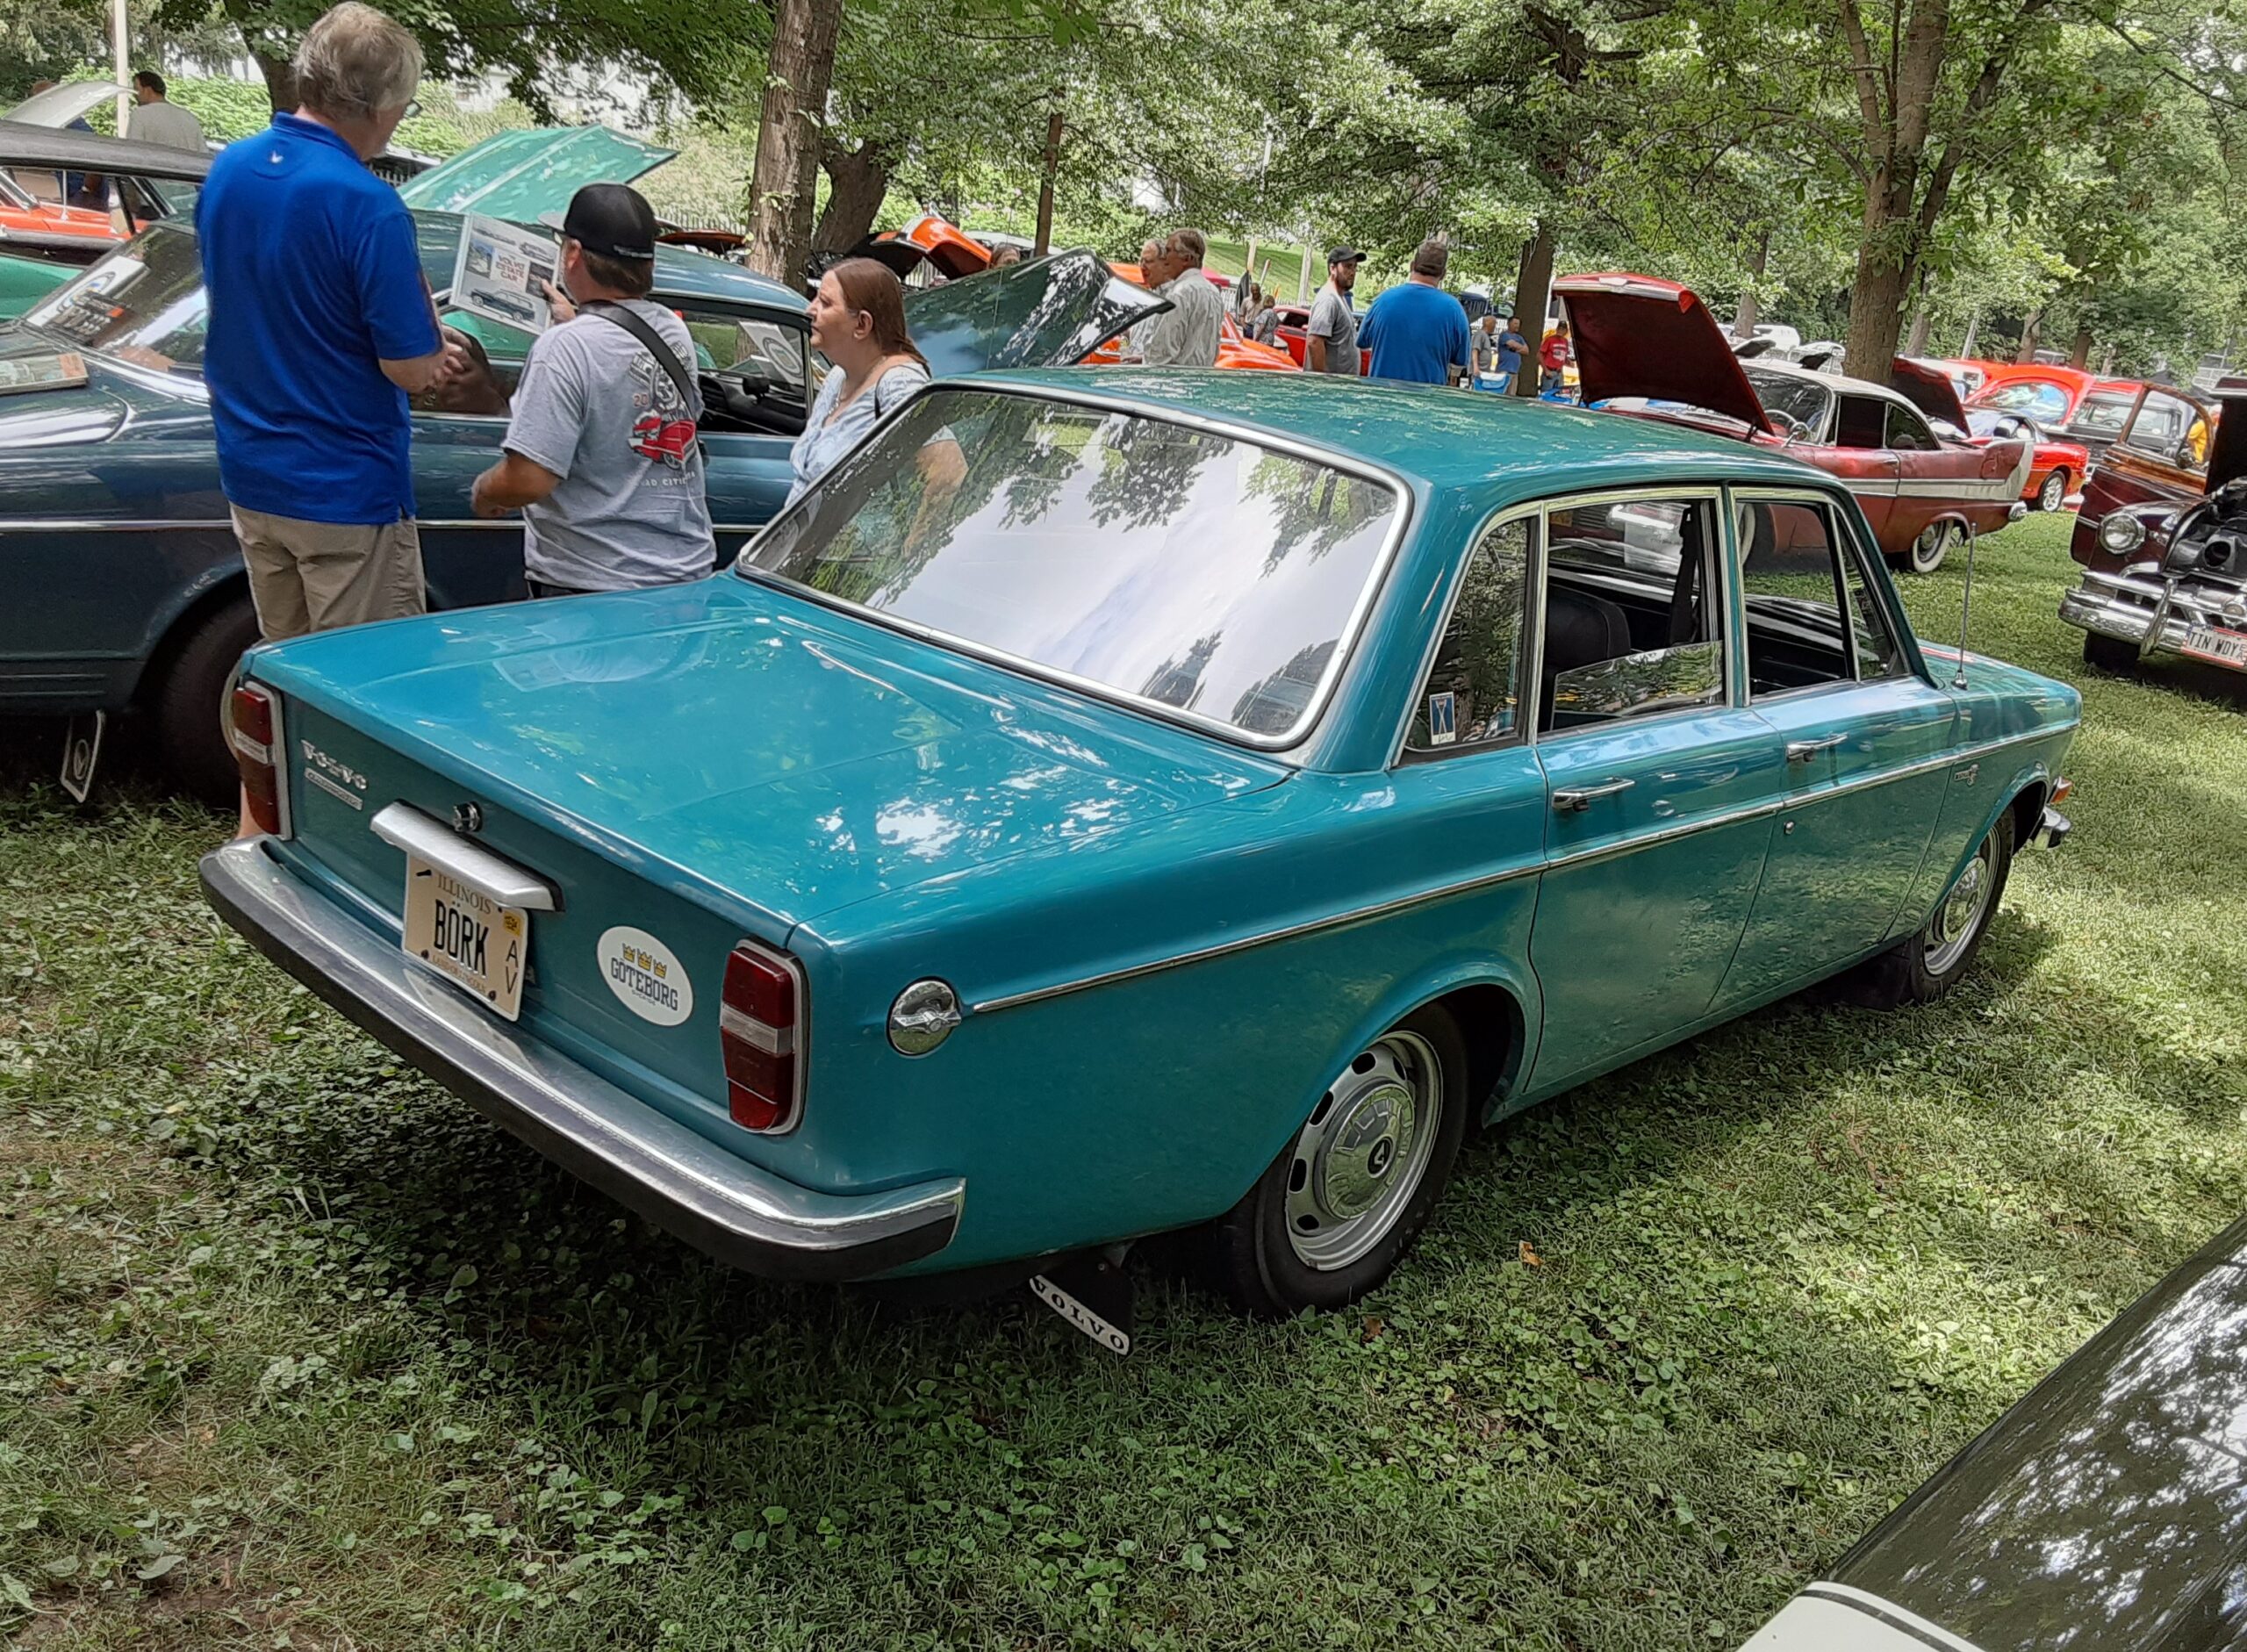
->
[1557, 273, 2029, 571]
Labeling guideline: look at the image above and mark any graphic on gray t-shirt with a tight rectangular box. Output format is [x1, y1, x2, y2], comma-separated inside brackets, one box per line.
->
[502, 301, 716, 592]
[1307, 287, 1360, 376]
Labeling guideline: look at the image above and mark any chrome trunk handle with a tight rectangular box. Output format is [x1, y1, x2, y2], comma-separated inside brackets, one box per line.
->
[1551, 778, 1635, 812]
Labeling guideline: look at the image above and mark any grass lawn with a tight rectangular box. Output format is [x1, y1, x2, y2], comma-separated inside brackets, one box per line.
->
[4, 511, 2244, 1649]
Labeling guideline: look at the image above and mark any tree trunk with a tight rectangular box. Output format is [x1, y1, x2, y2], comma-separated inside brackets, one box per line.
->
[2014, 309, 2042, 363]
[1511, 221, 1555, 398]
[1732, 228, 1769, 339]
[812, 137, 888, 255]
[744, 0, 844, 286]
[2069, 322, 2093, 370]
[1960, 310, 1979, 357]
[1842, 196, 1915, 377]
[252, 49, 297, 112]
[1032, 106, 1061, 256]
[1906, 299, 1932, 356]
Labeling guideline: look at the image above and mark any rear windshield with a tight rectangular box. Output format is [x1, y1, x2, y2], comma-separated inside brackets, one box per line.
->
[1742, 366, 1833, 435]
[1977, 379, 2071, 424]
[743, 388, 1403, 743]
[23, 220, 206, 376]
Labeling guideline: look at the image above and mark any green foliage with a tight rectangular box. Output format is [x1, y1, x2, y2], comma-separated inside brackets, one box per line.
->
[5, 515, 2247, 1647]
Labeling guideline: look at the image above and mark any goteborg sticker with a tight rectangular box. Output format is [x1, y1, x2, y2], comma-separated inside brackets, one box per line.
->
[597, 925, 694, 1026]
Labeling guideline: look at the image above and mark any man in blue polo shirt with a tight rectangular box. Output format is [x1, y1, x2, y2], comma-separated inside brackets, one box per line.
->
[1358, 239, 1471, 387]
[199, 2, 458, 682]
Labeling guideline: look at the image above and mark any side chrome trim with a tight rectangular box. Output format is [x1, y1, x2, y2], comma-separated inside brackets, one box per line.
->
[0, 517, 235, 534]
[736, 377, 1418, 758]
[370, 802, 558, 910]
[1798, 1584, 1989, 1652]
[969, 722, 2078, 1018]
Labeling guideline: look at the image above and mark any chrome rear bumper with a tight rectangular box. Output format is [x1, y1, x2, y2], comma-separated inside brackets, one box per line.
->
[2057, 566, 2247, 672]
[198, 838, 964, 1282]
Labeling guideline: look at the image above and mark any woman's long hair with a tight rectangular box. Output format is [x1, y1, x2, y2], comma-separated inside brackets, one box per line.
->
[827, 258, 929, 370]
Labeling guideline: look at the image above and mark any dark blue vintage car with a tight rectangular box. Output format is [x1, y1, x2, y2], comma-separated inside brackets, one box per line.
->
[0, 225, 1157, 801]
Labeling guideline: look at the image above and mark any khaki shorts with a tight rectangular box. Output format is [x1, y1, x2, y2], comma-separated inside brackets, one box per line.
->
[232, 506, 426, 642]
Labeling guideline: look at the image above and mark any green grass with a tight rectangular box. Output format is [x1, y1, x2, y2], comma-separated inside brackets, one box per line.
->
[4, 511, 2244, 1648]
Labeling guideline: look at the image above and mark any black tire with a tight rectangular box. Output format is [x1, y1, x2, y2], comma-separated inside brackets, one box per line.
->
[2037, 469, 2070, 513]
[152, 594, 261, 809]
[1203, 1004, 1470, 1318]
[2082, 630, 2140, 673]
[1847, 808, 2015, 1008]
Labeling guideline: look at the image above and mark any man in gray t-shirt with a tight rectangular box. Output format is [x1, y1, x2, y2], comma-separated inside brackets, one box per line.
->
[1307, 246, 1364, 375]
[469, 184, 714, 596]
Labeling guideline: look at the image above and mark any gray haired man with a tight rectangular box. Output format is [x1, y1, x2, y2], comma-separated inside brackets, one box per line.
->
[1129, 229, 1223, 367]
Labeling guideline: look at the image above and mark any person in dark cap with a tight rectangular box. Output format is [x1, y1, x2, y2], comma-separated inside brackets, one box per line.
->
[1306, 246, 1364, 375]
[1357, 238, 1471, 386]
[470, 182, 714, 597]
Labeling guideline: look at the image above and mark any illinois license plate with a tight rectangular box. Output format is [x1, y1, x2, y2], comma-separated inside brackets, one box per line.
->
[403, 854, 528, 1020]
[2181, 624, 2247, 668]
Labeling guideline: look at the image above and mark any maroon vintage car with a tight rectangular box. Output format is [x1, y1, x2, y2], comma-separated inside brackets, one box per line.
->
[2059, 380, 2243, 676]
[1556, 274, 2029, 572]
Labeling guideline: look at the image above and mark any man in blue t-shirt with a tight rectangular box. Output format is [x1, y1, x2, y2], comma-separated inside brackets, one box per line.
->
[1357, 240, 1471, 387]
[199, 5, 460, 656]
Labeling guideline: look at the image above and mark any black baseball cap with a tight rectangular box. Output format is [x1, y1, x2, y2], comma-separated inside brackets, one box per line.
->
[544, 183, 658, 262]
[1327, 246, 1365, 264]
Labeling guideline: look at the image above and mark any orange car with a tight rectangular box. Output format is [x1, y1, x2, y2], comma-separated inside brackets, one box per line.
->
[879, 214, 1296, 371]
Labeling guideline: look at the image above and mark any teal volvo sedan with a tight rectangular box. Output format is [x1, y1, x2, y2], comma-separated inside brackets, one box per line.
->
[199, 371, 2078, 1317]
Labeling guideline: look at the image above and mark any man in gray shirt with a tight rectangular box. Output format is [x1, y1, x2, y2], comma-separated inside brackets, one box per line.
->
[1130, 229, 1223, 367]
[1307, 247, 1363, 375]
[470, 184, 714, 597]
[126, 72, 206, 151]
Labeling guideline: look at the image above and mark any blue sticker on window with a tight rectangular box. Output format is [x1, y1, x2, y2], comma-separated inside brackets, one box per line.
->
[1428, 692, 1457, 744]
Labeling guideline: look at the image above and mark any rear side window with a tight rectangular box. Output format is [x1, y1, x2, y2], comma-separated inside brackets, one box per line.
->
[1540, 497, 1724, 732]
[1735, 497, 1906, 695]
[1405, 516, 1533, 755]
[1884, 403, 1938, 451]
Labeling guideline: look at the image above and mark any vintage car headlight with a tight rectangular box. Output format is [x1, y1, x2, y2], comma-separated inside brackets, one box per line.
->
[887, 979, 962, 1055]
[2098, 512, 2147, 555]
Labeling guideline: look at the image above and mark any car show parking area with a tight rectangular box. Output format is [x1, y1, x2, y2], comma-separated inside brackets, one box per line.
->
[3, 512, 2244, 1651]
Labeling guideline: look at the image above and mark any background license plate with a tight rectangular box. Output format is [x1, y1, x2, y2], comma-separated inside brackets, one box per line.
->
[2182, 624, 2247, 667]
[403, 854, 528, 1020]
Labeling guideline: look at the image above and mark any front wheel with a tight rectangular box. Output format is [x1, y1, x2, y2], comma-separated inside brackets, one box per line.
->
[1202, 1006, 1469, 1317]
[1847, 809, 2015, 1008]
[2037, 469, 2070, 513]
[1907, 519, 1959, 575]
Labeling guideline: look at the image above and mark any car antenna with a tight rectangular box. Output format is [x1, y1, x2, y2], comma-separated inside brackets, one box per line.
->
[1953, 521, 1978, 691]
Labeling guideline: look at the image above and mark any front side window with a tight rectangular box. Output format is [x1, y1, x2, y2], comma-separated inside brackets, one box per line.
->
[1540, 497, 1723, 731]
[745, 390, 1402, 743]
[2121, 389, 2210, 472]
[1735, 497, 1905, 694]
[1406, 516, 1533, 755]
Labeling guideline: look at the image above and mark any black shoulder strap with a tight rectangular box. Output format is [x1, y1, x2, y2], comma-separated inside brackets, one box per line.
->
[588, 302, 700, 414]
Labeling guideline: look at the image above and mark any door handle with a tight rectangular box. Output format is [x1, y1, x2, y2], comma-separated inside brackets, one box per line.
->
[1552, 777, 1635, 812]
[1786, 734, 1847, 762]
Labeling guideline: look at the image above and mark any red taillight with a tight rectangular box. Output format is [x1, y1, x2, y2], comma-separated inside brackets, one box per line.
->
[231, 679, 289, 837]
[721, 942, 802, 1132]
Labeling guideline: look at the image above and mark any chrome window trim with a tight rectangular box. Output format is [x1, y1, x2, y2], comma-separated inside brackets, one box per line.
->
[0, 517, 234, 534]
[734, 377, 1418, 757]
[1727, 489, 1863, 698]
[969, 720, 2076, 1018]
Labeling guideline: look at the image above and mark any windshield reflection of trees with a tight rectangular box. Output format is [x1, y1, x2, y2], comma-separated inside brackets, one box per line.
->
[1846, 1259, 2247, 1649]
[754, 390, 1394, 735]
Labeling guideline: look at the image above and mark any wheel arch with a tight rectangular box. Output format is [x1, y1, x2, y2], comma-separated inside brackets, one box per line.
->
[133, 568, 255, 710]
[1310, 960, 1540, 1147]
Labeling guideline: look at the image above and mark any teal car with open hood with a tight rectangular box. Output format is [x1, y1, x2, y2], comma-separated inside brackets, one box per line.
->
[198, 371, 2079, 1318]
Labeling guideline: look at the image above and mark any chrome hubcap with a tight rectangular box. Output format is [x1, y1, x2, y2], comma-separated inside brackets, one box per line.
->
[1926, 834, 1997, 973]
[1913, 521, 1954, 572]
[1285, 1031, 1442, 1270]
[2041, 472, 2065, 510]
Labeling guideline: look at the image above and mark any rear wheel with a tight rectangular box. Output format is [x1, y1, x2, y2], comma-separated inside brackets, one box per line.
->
[1848, 809, 2015, 1007]
[2037, 469, 2070, 513]
[1907, 519, 1958, 575]
[152, 594, 261, 809]
[2082, 630, 2141, 673]
[1203, 1006, 1468, 1317]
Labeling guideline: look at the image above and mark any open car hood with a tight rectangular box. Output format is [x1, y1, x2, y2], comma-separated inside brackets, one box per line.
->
[1555, 272, 1773, 434]
[3, 83, 128, 129]
[2207, 379, 2247, 493]
[1888, 356, 1970, 430]
[397, 126, 675, 221]
[905, 250, 1169, 376]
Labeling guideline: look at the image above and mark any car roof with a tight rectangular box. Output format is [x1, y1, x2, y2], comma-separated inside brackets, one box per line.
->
[406, 209, 802, 312]
[0, 117, 212, 180]
[1743, 356, 1920, 412]
[953, 367, 1849, 501]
